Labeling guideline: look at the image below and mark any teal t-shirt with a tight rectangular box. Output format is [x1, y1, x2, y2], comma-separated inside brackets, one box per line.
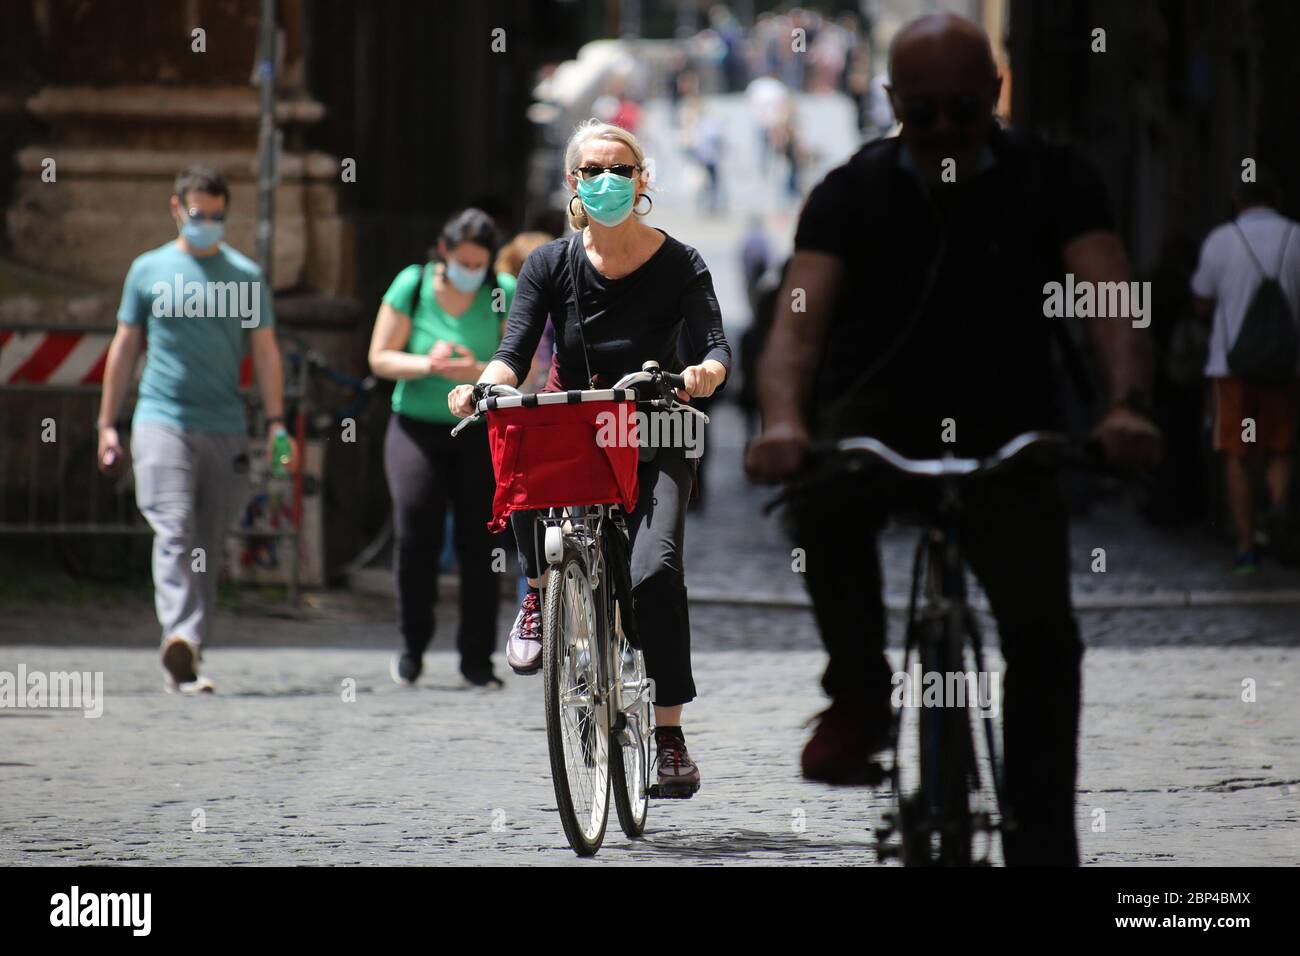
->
[117, 241, 274, 434]
[381, 265, 515, 424]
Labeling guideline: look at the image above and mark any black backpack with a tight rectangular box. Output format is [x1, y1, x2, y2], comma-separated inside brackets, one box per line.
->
[1227, 221, 1298, 385]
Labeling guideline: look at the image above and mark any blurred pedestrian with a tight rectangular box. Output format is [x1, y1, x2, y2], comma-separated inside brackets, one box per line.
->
[369, 209, 514, 689]
[745, 73, 787, 176]
[740, 215, 772, 313]
[1191, 171, 1300, 571]
[96, 165, 291, 694]
[680, 97, 726, 215]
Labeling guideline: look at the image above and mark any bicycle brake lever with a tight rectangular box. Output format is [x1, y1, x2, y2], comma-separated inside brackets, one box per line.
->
[671, 401, 711, 425]
[449, 414, 479, 438]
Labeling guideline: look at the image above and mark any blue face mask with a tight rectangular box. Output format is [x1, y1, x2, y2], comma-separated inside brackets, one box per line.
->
[445, 259, 487, 293]
[180, 216, 224, 250]
[576, 172, 637, 227]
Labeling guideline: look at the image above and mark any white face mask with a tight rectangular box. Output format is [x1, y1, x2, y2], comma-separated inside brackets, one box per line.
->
[445, 259, 487, 293]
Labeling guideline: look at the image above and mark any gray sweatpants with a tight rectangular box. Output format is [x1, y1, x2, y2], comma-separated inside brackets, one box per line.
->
[131, 422, 249, 648]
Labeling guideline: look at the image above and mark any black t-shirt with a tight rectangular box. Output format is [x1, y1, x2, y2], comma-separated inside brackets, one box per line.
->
[493, 230, 731, 389]
[794, 126, 1114, 455]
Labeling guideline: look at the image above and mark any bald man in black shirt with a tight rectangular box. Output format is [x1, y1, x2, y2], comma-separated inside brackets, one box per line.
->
[746, 13, 1161, 865]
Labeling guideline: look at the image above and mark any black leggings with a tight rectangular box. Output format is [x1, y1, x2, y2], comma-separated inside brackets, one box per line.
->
[384, 412, 500, 679]
[511, 445, 698, 707]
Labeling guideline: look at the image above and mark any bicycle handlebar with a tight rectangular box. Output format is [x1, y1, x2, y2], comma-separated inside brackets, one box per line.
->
[761, 430, 1104, 516]
[451, 362, 706, 437]
[818, 430, 1068, 479]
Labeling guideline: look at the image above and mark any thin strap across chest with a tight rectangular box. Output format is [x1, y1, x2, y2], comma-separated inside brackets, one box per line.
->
[564, 233, 596, 388]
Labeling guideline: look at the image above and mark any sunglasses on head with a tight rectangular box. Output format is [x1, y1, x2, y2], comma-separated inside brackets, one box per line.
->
[572, 164, 640, 181]
[892, 94, 985, 129]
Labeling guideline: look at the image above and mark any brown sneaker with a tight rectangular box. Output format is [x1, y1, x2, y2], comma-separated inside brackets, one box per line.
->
[800, 699, 890, 785]
[161, 635, 214, 694]
[651, 727, 701, 798]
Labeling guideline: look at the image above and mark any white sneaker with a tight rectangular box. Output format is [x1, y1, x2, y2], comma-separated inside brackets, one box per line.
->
[506, 591, 543, 674]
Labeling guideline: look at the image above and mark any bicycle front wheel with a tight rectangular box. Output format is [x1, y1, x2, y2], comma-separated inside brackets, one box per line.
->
[543, 548, 611, 856]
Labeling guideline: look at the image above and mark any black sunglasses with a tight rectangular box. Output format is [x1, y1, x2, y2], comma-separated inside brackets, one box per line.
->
[185, 208, 227, 223]
[892, 94, 985, 129]
[572, 164, 640, 182]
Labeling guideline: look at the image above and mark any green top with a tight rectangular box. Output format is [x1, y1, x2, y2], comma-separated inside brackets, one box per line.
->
[118, 241, 274, 434]
[381, 265, 515, 424]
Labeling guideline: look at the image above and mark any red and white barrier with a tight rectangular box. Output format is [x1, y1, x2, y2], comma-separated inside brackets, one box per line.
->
[0, 330, 111, 385]
[0, 330, 255, 387]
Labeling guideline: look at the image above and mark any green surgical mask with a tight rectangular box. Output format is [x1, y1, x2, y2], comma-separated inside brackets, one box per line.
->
[576, 172, 636, 227]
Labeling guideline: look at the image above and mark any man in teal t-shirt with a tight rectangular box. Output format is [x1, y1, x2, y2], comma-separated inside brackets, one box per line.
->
[96, 165, 293, 693]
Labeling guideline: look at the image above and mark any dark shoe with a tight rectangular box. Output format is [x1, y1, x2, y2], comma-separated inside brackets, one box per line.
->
[1231, 549, 1260, 575]
[801, 699, 891, 785]
[1267, 508, 1300, 568]
[506, 591, 543, 674]
[651, 727, 700, 798]
[461, 667, 504, 691]
[390, 653, 422, 686]
[161, 635, 213, 693]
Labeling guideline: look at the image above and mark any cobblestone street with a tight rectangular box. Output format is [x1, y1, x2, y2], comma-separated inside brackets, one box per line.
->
[1, 643, 1296, 865]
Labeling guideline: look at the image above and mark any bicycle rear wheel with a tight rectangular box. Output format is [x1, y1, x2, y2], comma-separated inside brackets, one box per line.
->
[543, 548, 611, 856]
[610, 602, 651, 838]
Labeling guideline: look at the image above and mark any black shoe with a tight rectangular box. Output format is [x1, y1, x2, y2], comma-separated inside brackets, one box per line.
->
[1268, 507, 1300, 568]
[461, 668, 504, 691]
[390, 653, 422, 686]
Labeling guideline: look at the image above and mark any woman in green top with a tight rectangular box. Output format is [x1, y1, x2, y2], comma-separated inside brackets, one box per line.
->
[369, 209, 516, 688]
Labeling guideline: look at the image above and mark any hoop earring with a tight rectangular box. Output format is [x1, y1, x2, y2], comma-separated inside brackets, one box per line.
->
[634, 194, 653, 216]
[568, 195, 583, 219]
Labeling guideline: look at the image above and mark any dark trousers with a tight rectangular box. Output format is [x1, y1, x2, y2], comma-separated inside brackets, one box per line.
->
[384, 412, 500, 679]
[512, 444, 698, 707]
[789, 465, 1083, 866]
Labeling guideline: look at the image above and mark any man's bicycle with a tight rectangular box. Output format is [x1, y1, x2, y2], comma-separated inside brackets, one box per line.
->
[769, 430, 1069, 866]
[452, 361, 708, 856]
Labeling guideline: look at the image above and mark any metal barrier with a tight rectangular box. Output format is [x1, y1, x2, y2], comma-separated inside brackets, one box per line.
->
[0, 323, 303, 604]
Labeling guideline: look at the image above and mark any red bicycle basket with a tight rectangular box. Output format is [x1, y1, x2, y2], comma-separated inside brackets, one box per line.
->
[484, 399, 639, 532]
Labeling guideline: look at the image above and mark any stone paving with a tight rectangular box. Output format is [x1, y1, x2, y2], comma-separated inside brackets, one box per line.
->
[0, 644, 1295, 866]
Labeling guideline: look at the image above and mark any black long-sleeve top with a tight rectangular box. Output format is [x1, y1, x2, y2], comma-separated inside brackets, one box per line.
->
[492, 230, 731, 390]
